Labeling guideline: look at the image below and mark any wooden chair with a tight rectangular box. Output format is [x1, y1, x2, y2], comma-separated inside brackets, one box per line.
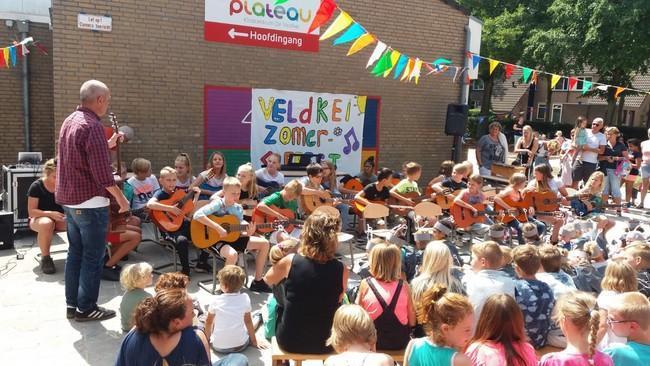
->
[270, 337, 404, 366]
[413, 202, 442, 220]
[363, 203, 391, 242]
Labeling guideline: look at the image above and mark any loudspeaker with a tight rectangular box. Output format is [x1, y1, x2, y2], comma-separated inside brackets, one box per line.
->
[0, 211, 14, 250]
[2, 165, 42, 229]
[444, 103, 469, 136]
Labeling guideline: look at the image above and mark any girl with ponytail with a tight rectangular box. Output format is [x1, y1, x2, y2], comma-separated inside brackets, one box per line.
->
[404, 285, 473, 366]
[540, 291, 614, 366]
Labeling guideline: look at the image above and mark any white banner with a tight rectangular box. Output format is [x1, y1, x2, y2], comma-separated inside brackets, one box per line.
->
[251, 89, 367, 175]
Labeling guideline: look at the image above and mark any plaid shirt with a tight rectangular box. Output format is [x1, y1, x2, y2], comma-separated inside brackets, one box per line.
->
[55, 106, 115, 206]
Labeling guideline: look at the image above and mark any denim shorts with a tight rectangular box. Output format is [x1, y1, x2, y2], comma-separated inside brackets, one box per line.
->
[642, 164, 650, 179]
[602, 169, 622, 198]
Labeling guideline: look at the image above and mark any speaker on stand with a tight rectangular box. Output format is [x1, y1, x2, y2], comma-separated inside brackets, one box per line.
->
[444, 104, 469, 162]
[2, 164, 43, 230]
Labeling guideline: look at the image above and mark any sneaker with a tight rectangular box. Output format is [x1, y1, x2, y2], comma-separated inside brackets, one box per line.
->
[194, 261, 212, 273]
[74, 306, 116, 322]
[40, 255, 56, 274]
[101, 265, 121, 282]
[66, 306, 76, 319]
[249, 279, 272, 293]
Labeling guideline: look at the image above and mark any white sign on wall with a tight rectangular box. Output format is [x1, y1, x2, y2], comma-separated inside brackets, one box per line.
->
[251, 89, 367, 174]
[77, 13, 112, 32]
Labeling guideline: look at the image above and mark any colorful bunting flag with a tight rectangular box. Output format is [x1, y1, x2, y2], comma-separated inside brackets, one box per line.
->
[383, 50, 401, 77]
[551, 74, 562, 89]
[471, 54, 481, 70]
[308, 0, 337, 33]
[596, 85, 609, 92]
[504, 64, 515, 80]
[582, 80, 593, 95]
[347, 33, 374, 56]
[371, 51, 392, 76]
[615, 87, 625, 99]
[424, 63, 436, 76]
[568, 77, 578, 91]
[432, 58, 452, 66]
[401, 58, 414, 81]
[392, 55, 408, 79]
[0, 49, 5, 68]
[410, 58, 423, 84]
[488, 59, 499, 75]
[2, 48, 9, 68]
[522, 68, 533, 83]
[366, 41, 386, 69]
[333, 23, 366, 45]
[9, 46, 16, 67]
[320, 11, 353, 40]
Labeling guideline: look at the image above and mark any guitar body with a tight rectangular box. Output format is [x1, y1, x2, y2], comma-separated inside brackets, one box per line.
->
[151, 190, 195, 232]
[523, 190, 560, 212]
[190, 215, 243, 249]
[353, 199, 387, 213]
[495, 195, 528, 224]
[302, 191, 334, 214]
[433, 190, 460, 210]
[343, 178, 364, 192]
[450, 202, 487, 228]
[252, 206, 298, 233]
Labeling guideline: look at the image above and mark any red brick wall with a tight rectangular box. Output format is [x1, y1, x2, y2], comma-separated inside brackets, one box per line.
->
[51, 0, 469, 182]
[0, 22, 53, 166]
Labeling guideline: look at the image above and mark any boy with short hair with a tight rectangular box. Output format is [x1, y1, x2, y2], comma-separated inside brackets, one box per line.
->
[194, 177, 272, 293]
[255, 179, 302, 244]
[624, 244, 650, 298]
[127, 158, 160, 220]
[462, 241, 515, 327]
[603, 292, 650, 364]
[431, 163, 468, 196]
[147, 167, 209, 277]
[511, 244, 555, 349]
[389, 162, 422, 205]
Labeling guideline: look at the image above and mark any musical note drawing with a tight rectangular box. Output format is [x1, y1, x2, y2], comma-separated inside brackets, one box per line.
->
[343, 128, 360, 155]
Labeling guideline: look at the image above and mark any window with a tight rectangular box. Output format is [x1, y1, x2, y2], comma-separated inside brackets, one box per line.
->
[553, 78, 569, 91]
[552, 104, 563, 123]
[470, 99, 482, 109]
[576, 77, 593, 91]
[537, 103, 546, 120]
[472, 79, 485, 91]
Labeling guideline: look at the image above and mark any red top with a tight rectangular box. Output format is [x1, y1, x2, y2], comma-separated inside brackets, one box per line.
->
[55, 106, 115, 206]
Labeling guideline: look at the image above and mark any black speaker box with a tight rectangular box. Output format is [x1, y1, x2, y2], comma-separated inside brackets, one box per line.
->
[444, 103, 469, 136]
[0, 211, 14, 250]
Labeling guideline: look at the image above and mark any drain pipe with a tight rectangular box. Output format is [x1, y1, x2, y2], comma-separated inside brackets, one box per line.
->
[17, 20, 31, 152]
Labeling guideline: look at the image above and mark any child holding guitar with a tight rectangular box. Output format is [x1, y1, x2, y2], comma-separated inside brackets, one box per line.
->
[147, 167, 210, 277]
[390, 162, 425, 245]
[174, 153, 195, 192]
[451, 174, 493, 235]
[193, 177, 272, 293]
[321, 160, 354, 231]
[190, 151, 227, 201]
[210, 163, 259, 220]
[431, 163, 469, 210]
[354, 168, 394, 234]
[524, 164, 570, 244]
[255, 180, 303, 244]
[571, 171, 606, 217]
[493, 173, 546, 245]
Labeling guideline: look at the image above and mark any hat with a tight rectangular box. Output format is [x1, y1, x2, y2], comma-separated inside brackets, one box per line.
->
[489, 225, 506, 239]
[433, 220, 453, 236]
[522, 224, 539, 239]
[626, 230, 645, 243]
[559, 223, 577, 238]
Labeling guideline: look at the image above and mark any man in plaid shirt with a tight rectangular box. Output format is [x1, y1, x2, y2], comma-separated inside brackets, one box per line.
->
[56, 80, 129, 322]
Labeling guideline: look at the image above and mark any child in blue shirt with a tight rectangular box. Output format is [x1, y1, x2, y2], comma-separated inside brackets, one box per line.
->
[603, 292, 650, 365]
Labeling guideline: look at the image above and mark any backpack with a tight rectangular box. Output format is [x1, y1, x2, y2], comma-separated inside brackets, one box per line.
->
[366, 279, 411, 350]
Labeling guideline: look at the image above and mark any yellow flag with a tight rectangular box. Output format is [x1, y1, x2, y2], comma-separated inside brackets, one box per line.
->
[411, 59, 423, 84]
[400, 59, 414, 81]
[2, 48, 9, 67]
[347, 33, 375, 56]
[615, 87, 625, 99]
[320, 12, 353, 40]
[383, 50, 401, 77]
[551, 74, 562, 89]
[489, 59, 499, 75]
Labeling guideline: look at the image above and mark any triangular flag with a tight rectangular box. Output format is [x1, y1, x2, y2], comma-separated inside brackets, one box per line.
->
[504, 64, 515, 80]
[550, 74, 562, 89]
[33, 42, 48, 55]
[472, 54, 481, 69]
[522, 68, 533, 83]
[568, 77, 578, 91]
[488, 59, 500, 75]
[432, 58, 452, 66]
[582, 80, 593, 95]
[453, 67, 468, 83]
[308, 0, 336, 33]
[2, 48, 8, 67]
[425, 63, 437, 76]
[366, 41, 387, 69]
[596, 85, 609, 92]
[383, 50, 401, 77]
[333, 23, 366, 45]
[0, 49, 5, 68]
[347, 33, 375, 56]
[401, 58, 414, 81]
[392, 54, 408, 79]
[410, 59, 423, 84]
[615, 87, 625, 99]
[371, 51, 393, 76]
[320, 12, 353, 40]
[9, 46, 17, 67]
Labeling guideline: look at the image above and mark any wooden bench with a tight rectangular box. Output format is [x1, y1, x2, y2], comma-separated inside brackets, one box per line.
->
[271, 337, 405, 365]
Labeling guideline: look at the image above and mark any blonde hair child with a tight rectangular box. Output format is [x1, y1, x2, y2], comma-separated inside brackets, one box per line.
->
[174, 153, 194, 190]
[404, 285, 474, 366]
[324, 305, 394, 366]
[597, 259, 638, 348]
[602, 292, 650, 364]
[539, 292, 614, 366]
[119, 262, 153, 332]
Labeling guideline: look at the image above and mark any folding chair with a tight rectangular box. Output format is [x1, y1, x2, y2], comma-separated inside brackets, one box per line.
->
[363, 203, 391, 242]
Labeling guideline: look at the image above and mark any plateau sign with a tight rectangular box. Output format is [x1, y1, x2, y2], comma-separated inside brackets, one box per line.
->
[204, 0, 320, 52]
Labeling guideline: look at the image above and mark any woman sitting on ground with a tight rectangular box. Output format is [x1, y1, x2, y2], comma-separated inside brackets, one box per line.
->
[28, 158, 66, 275]
[264, 211, 349, 354]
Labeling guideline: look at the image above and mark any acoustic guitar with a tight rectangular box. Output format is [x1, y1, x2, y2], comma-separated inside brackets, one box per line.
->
[302, 191, 352, 214]
[496, 195, 565, 224]
[107, 113, 129, 233]
[352, 198, 414, 214]
[449, 195, 501, 229]
[251, 206, 303, 234]
[150, 190, 196, 232]
[434, 186, 497, 210]
[342, 177, 364, 192]
[190, 214, 284, 249]
[523, 190, 590, 212]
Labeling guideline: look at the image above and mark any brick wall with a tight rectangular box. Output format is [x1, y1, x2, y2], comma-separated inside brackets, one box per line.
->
[0, 22, 53, 166]
[51, 0, 469, 182]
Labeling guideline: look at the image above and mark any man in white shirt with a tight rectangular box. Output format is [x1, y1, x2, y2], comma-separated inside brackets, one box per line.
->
[255, 152, 284, 197]
[572, 117, 606, 188]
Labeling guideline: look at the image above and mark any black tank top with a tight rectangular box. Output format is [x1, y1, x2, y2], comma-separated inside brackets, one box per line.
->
[276, 254, 344, 354]
[519, 138, 534, 165]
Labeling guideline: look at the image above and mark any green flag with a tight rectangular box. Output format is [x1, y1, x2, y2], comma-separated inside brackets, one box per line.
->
[582, 80, 593, 95]
[522, 68, 533, 83]
[371, 51, 393, 76]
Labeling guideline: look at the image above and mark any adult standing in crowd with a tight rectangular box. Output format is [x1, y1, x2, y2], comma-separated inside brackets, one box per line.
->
[571, 117, 606, 188]
[476, 122, 507, 176]
[599, 127, 627, 213]
[514, 125, 538, 177]
[56, 79, 130, 322]
[637, 128, 650, 208]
